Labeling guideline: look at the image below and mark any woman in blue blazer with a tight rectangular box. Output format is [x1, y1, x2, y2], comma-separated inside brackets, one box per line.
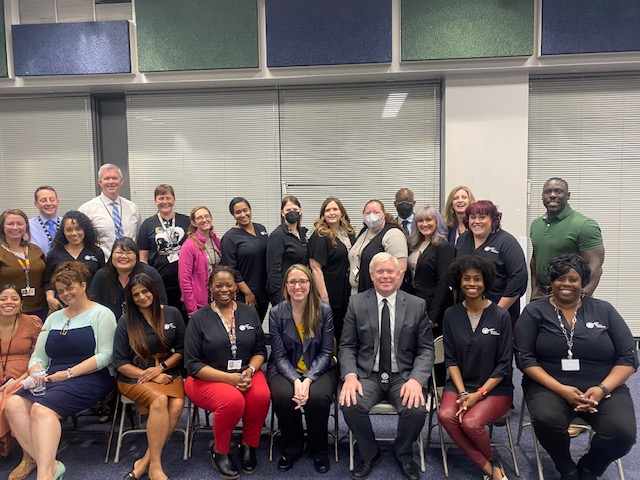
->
[267, 264, 338, 474]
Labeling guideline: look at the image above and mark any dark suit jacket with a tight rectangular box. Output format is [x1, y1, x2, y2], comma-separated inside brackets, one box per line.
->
[413, 242, 454, 324]
[338, 289, 434, 386]
[267, 301, 336, 383]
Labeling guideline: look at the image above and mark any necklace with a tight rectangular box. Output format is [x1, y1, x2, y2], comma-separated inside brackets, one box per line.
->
[0, 315, 18, 383]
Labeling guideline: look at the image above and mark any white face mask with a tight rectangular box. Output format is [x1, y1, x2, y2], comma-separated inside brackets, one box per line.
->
[363, 213, 383, 229]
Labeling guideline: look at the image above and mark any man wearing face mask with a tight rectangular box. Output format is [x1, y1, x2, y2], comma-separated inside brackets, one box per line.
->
[348, 200, 408, 295]
[394, 188, 416, 236]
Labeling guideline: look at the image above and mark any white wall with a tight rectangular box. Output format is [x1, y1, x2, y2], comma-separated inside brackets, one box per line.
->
[442, 73, 529, 241]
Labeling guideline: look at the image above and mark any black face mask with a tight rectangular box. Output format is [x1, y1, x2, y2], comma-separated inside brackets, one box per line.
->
[284, 211, 301, 225]
[396, 202, 413, 219]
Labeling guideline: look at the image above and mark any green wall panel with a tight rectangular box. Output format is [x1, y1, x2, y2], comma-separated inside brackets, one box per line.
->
[0, 1, 7, 78]
[136, 0, 258, 72]
[402, 0, 534, 61]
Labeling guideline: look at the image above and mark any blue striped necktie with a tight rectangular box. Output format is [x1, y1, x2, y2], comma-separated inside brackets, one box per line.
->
[111, 201, 124, 239]
[46, 219, 57, 240]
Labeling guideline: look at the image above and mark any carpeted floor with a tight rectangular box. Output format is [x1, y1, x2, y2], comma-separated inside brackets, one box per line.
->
[1, 368, 637, 479]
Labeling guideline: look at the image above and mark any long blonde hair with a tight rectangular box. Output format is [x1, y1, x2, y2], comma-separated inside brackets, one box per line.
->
[187, 205, 212, 250]
[443, 186, 476, 230]
[282, 264, 321, 339]
[313, 197, 355, 248]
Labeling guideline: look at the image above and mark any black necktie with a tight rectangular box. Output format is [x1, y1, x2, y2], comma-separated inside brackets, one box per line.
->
[402, 220, 409, 232]
[379, 299, 391, 391]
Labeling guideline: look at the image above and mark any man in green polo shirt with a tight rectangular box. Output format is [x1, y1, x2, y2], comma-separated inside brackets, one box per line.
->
[530, 177, 604, 300]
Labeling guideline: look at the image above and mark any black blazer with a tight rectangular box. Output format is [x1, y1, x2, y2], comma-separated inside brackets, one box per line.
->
[267, 301, 335, 383]
[413, 242, 454, 325]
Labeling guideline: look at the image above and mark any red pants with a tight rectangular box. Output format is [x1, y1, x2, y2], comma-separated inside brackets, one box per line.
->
[438, 391, 512, 469]
[185, 370, 270, 454]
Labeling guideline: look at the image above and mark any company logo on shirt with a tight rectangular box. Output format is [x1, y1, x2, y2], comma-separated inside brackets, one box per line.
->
[481, 327, 500, 336]
[483, 246, 499, 254]
[238, 324, 255, 331]
[585, 322, 607, 329]
[164, 323, 176, 330]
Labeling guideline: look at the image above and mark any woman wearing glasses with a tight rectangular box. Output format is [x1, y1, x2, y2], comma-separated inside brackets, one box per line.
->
[267, 264, 337, 473]
[178, 206, 222, 317]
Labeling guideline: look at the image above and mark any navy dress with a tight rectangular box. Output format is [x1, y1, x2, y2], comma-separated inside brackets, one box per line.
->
[18, 304, 117, 417]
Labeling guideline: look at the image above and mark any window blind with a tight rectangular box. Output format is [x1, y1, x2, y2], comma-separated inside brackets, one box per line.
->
[0, 95, 96, 215]
[528, 74, 640, 335]
[278, 82, 441, 231]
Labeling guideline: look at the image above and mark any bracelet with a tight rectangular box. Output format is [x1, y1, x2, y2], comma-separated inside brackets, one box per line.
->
[247, 365, 256, 375]
[66, 368, 74, 379]
[160, 361, 168, 370]
[597, 383, 612, 399]
[458, 391, 469, 399]
[477, 387, 488, 397]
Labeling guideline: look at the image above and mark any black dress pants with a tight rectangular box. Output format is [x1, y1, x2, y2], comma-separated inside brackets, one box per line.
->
[524, 378, 636, 477]
[269, 368, 339, 457]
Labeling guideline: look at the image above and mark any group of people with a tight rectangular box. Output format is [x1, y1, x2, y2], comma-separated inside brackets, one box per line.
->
[0, 167, 635, 480]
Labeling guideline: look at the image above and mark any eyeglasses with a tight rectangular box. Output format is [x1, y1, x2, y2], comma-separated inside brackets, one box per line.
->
[112, 250, 135, 257]
[195, 214, 211, 221]
[286, 279, 310, 287]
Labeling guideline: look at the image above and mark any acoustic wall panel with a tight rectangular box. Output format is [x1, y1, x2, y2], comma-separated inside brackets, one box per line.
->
[402, 0, 534, 61]
[12, 21, 131, 76]
[136, 0, 258, 72]
[266, 0, 392, 67]
[0, 2, 6, 78]
[542, 0, 640, 55]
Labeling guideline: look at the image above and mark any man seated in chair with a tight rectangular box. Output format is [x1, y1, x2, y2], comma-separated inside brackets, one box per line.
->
[339, 252, 434, 480]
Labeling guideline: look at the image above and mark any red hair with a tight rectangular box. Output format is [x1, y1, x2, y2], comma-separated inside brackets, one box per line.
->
[463, 200, 502, 232]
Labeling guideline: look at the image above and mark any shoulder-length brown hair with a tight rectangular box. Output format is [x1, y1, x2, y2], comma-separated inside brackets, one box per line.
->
[0, 209, 30, 246]
[187, 206, 213, 250]
[124, 273, 168, 367]
[313, 197, 355, 248]
[362, 199, 401, 229]
[282, 264, 321, 339]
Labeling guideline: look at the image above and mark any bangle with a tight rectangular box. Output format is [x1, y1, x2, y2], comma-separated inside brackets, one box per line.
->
[247, 365, 256, 375]
[66, 368, 74, 379]
[458, 391, 469, 399]
[477, 387, 488, 397]
[597, 383, 612, 399]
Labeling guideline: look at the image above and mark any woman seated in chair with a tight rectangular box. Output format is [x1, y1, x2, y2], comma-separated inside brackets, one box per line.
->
[515, 254, 637, 480]
[113, 273, 186, 480]
[184, 265, 269, 479]
[6, 261, 117, 480]
[438, 256, 513, 480]
[267, 264, 338, 474]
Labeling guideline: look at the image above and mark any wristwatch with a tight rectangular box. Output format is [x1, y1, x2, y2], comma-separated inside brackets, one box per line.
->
[247, 365, 256, 375]
[160, 361, 168, 370]
[66, 368, 74, 379]
[597, 383, 612, 398]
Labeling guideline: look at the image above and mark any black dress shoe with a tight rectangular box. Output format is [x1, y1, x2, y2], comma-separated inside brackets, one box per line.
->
[277, 452, 301, 472]
[398, 460, 420, 480]
[313, 454, 330, 474]
[240, 444, 257, 474]
[351, 451, 381, 479]
[211, 449, 240, 479]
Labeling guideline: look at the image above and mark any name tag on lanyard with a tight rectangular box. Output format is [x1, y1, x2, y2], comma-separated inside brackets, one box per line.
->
[561, 358, 580, 371]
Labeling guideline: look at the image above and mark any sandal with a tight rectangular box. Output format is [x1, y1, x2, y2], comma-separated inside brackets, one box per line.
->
[491, 460, 508, 480]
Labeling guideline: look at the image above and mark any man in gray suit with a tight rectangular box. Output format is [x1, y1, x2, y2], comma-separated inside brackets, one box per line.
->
[339, 252, 434, 480]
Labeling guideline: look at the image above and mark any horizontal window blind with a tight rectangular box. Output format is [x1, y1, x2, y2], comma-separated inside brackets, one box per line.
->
[0, 96, 96, 216]
[126, 90, 282, 235]
[528, 75, 640, 335]
[278, 83, 441, 231]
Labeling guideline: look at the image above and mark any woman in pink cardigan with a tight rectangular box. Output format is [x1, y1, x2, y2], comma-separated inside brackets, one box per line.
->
[178, 206, 222, 317]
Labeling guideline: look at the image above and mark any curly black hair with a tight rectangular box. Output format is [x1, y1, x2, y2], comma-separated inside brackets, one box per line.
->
[547, 254, 590, 288]
[208, 264, 241, 287]
[50, 210, 100, 252]
[449, 255, 496, 292]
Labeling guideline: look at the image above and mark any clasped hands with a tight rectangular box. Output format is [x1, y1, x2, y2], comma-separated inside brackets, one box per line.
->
[292, 377, 312, 409]
[560, 384, 603, 413]
[137, 365, 172, 385]
[231, 368, 255, 392]
[339, 375, 424, 409]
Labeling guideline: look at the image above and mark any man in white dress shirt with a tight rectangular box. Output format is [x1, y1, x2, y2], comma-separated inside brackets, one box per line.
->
[78, 164, 141, 258]
[29, 186, 61, 255]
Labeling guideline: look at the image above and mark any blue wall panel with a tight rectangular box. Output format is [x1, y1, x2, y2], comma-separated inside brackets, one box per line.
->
[542, 0, 640, 54]
[13, 21, 131, 76]
[266, 0, 391, 67]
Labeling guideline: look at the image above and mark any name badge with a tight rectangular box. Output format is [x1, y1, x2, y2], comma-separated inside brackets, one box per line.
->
[561, 358, 580, 371]
[167, 253, 179, 263]
[227, 359, 242, 371]
[21, 287, 36, 297]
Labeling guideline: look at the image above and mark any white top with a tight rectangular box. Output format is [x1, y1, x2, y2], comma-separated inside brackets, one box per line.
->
[78, 193, 141, 258]
[373, 290, 399, 373]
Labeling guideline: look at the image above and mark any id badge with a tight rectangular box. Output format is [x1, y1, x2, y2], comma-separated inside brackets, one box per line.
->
[21, 287, 36, 297]
[167, 253, 179, 263]
[561, 358, 580, 371]
[227, 359, 242, 371]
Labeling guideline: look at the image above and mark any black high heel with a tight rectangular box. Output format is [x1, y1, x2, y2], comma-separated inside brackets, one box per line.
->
[123, 463, 139, 480]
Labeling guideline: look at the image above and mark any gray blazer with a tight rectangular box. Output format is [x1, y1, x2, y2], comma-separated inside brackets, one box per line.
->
[338, 289, 434, 386]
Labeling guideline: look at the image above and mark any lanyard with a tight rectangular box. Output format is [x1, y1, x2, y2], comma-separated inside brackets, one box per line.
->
[37, 217, 60, 245]
[552, 299, 580, 359]
[2, 245, 31, 288]
[212, 302, 238, 359]
[0, 315, 18, 383]
[157, 214, 177, 249]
